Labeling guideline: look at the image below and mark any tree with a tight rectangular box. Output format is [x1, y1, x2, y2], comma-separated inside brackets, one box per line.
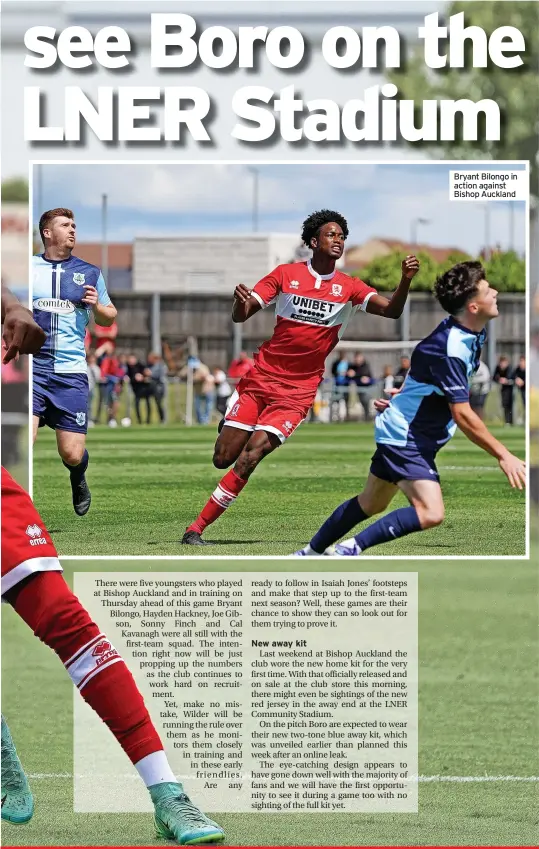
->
[353, 250, 468, 292]
[484, 249, 526, 292]
[351, 249, 525, 292]
[390, 1, 539, 193]
[1, 178, 29, 203]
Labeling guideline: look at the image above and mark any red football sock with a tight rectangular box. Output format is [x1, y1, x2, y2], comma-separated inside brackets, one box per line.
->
[6, 571, 163, 765]
[187, 468, 248, 534]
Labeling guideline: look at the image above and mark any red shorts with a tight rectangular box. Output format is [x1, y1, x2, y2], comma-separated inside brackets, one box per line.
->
[224, 371, 315, 442]
[1, 467, 62, 596]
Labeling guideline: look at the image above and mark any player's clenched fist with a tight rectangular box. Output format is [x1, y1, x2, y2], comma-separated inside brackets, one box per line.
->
[373, 398, 391, 413]
[2, 303, 46, 363]
[234, 284, 252, 303]
[402, 255, 420, 279]
[82, 285, 99, 306]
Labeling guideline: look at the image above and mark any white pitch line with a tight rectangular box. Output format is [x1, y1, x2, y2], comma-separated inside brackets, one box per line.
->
[438, 466, 498, 471]
[27, 774, 539, 783]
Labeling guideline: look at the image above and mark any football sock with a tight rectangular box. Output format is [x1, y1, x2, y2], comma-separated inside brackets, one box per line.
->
[310, 497, 368, 553]
[63, 449, 89, 481]
[6, 571, 165, 768]
[353, 506, 422, 552]
[187, 469, 247, 534]
[135, 751, 177, 788]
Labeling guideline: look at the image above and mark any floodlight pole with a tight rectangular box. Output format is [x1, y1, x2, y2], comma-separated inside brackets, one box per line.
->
[248, 167, 259, 233]
[101, 194, 109, 285]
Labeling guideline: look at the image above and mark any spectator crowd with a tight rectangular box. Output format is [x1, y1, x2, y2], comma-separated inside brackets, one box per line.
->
[86, 343, 526, 429]
[327, 351, 526, 425]
[87, 345, 255, 427]
[87, 343, 168, 427]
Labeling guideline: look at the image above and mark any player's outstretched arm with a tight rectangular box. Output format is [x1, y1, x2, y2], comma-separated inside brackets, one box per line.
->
[232, 284, 263, 323]
[1, 283, 46, 363]
[450, 401, 526, 490]
[366, 255, 420, 319]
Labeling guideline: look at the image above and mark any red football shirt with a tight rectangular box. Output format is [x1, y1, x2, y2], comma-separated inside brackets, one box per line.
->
[1, 467, 62, 595]
[250, 261, 377, 389]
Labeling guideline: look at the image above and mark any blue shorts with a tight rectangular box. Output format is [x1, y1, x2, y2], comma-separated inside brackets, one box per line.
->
[370, 443, 440, 484]
[33, 371, 89, 434]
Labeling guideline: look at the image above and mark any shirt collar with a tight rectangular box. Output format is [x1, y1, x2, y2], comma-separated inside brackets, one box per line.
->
[307, 260, 336, 284]
[448, 315, 485, 337]
[307, 259, 335, 289]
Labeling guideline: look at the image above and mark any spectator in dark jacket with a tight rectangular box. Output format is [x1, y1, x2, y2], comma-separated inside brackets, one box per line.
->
[147, 352, 167, 423]
[493, 355, 514, 425]
[347, 352, 374, 421]
[126, 354, 151, 424]
[393, 355, 411, 391]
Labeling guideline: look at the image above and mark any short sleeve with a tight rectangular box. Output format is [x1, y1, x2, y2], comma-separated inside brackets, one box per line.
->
[429, 357, 470, 403]
[351, 277, 377, 311]
[1, 469, 60, 592]
[252, 267, 282, 308]
[96, 271, 112, 306]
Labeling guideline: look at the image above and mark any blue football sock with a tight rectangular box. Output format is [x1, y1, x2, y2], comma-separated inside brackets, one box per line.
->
[355, 505, 421, 552]
[310, 497, 368, 553]
[63, 449, 89, 482]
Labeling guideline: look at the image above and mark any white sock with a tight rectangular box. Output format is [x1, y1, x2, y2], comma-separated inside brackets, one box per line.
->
[304, 544, 322, 555]
[135, 750, 177, 787]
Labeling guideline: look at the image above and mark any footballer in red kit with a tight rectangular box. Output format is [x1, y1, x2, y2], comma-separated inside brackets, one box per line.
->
[183, 209, 419, 544]
[1, 467, 63, 593]
[225, 260, 377, 440]
[1, 285, 224, 843]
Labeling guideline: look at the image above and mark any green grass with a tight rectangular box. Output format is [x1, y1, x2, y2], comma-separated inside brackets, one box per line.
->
[32, 423, 526, 557]
[2, 558, 538, 846]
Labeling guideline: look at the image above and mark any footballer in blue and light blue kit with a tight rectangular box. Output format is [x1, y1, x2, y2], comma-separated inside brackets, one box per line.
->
[32, 207, 117, 518]
[295, 261, 526, 557]
[371, 316, 486, 483]
[32, 254, 112, 434]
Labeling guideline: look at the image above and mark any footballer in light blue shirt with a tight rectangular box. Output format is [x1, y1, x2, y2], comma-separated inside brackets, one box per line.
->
[295, 261, 526, 556]
[32, 208, 117, 516]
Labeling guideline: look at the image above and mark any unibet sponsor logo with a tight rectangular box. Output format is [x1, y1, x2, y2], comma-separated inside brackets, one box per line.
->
[34, 298, 75, 315]
[291, 295, 337, 313]
[290, 295, 340, 325]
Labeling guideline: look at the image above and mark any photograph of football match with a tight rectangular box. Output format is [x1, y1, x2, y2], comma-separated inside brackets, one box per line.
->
[28, 162, 527, 559]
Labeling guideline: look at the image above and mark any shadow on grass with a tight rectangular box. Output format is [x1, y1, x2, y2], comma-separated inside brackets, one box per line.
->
[147, 539, 266, 546]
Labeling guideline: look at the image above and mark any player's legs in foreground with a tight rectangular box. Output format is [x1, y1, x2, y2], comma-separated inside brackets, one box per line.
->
[334, 478, 444, 555]
[1, 715, 34, 824]
[183, 426, 280, 544]
[56, 429, 91, 516]
[295, 474, 397, 555]
[4, 572, 224, 844]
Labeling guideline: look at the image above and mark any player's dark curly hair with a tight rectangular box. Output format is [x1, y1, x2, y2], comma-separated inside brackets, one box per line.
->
[301, 209, 349, 247]
[434, 261, 486, 316]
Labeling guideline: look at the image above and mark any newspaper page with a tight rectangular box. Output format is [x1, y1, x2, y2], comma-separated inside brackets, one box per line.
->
[1, 2, 536, 849]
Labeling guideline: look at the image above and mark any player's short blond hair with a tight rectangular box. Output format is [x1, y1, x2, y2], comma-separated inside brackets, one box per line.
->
[39, 208, 74, 243]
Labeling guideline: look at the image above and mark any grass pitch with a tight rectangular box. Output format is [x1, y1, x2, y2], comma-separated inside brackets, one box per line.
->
[2, 557, 538, 846]
[32, 423, 526, 557]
